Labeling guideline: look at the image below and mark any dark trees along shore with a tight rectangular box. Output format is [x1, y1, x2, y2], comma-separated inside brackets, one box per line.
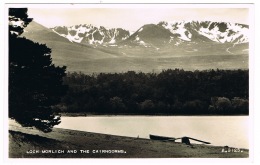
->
[61, 69, 249, 115]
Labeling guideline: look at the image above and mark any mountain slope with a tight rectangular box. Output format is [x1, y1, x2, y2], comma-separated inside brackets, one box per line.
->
[22, 21, 121, 72]
[122, 24, 183, 47]
[22, 21, 71, 43]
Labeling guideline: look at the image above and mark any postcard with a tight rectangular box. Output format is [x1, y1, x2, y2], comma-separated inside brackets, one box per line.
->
[5, 2, 255, 163]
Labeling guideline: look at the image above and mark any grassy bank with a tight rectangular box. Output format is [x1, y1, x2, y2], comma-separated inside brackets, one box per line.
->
[9, 123, 249, 158]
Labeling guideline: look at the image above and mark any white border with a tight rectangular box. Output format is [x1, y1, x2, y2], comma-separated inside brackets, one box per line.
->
[1, 0, 259, 165]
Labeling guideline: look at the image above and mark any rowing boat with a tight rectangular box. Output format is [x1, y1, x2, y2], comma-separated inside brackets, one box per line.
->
[149, 134, 176, 141]
[149, 135, 211, 144]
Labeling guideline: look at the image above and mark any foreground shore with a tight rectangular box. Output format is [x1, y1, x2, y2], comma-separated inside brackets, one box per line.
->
[9, 123, 249, 158]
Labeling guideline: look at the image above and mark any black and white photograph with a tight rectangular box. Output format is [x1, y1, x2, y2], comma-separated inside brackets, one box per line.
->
[5, 2, 255, 161]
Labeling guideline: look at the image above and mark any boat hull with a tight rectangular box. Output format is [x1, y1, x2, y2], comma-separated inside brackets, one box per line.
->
[149, 134, 176, 141]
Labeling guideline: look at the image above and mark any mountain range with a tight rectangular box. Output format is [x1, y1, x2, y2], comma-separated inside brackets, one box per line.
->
[51, 21, 249, 46]
[22, 20, 249, 73]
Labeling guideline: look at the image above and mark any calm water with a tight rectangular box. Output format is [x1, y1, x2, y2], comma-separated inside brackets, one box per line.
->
[55, 116, 249, 149]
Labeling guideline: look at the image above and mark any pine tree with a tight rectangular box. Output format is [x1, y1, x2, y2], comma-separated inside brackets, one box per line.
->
[9, 8, 67, 132]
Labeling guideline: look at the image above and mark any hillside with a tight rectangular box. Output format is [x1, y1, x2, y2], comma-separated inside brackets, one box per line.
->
[22, 21, 121, 73]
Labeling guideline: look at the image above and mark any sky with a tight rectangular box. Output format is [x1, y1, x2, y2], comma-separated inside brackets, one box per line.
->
[27, 4, 250, 31]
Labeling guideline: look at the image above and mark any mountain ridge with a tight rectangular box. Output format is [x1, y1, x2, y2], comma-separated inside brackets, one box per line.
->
[51, 24, 130, 46]
[51, 20, 249, 47]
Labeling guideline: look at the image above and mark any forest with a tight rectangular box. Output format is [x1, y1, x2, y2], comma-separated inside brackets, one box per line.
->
[57, 69, 249, 115]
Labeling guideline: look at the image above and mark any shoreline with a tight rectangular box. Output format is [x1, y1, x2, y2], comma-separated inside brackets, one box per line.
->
[9, 122, 249, 158]
[59, 112, 249, 117]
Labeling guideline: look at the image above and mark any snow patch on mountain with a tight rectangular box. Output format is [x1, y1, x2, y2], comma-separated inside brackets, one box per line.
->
[135, 35, 140, 41]
[52, 29, 67, 38]
[161, 21, 187, 41]
[161, 21, 192, 41]
[198, 22, 249, 43]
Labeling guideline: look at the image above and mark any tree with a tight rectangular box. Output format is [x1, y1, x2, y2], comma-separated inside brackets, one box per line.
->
[212, 97, 232, 114]
[183, 100, 207, 114]
[9, 8, 32, 36]
[140, 100, 155, 112]
[231, 97, 249, 114]
[9, 8, 67, 132]
[109, 96, 126, 113]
